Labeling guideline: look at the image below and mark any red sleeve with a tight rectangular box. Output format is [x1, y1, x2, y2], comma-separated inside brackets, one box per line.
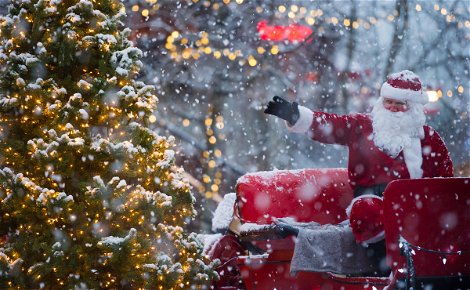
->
[309, 112, 362, 145]
[429, 128, 453, 177]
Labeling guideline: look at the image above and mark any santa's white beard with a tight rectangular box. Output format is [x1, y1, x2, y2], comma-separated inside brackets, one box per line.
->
[371, 97, 426, 178]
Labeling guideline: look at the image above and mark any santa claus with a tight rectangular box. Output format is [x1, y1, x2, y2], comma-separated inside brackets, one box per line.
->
[265, 70, 453, 244]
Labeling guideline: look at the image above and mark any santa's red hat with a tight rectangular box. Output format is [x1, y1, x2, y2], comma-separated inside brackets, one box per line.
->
[380, 70, 427, 104]
[347, 195, 384, 244]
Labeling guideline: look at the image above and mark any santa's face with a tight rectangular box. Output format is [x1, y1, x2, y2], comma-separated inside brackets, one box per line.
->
[371, 97, 425, 157]
[382, 97, 408, 112]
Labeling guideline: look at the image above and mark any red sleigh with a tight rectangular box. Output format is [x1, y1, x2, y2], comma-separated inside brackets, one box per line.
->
[207, 168, 470, 289]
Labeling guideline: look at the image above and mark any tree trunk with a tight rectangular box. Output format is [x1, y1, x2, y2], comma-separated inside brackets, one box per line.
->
[384, 0, 409, 77]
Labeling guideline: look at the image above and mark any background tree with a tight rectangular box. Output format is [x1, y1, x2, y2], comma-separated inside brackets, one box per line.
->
[0, 0, 216, 288]
[125, 0, 345, 229]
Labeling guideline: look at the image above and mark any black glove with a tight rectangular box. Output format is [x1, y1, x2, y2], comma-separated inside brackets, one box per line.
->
[273, 222, 299, 238]
[264, 96, 300, 126]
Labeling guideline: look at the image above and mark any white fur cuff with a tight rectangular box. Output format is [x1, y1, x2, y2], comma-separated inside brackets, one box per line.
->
[362, 230, 385, 244]
[286, 105, 314, 134]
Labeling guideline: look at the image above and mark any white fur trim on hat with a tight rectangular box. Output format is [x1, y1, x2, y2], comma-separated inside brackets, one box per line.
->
[286, 105, 313, 134]
[380, 82, 428, 105]
[346, 194, 383, 218]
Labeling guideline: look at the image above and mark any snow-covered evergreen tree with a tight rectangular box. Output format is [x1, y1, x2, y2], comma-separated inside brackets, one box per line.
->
[0, 0, 216, 288]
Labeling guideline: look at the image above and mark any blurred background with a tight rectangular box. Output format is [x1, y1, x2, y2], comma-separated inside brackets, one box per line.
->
[1, 0, 468, 232]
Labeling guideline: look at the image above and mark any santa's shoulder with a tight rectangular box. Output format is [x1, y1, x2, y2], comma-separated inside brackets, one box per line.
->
[423, 125, 442, 138]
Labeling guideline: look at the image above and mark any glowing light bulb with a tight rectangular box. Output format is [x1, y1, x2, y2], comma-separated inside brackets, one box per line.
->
[427, 90, 439, 102]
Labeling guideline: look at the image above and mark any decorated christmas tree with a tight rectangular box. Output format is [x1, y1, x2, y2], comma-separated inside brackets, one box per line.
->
[0, 0, 216, 288]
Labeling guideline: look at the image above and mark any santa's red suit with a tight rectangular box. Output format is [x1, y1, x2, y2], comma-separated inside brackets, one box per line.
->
[287, 70, 453, 243]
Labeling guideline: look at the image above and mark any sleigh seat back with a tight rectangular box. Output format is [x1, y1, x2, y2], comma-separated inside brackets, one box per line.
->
[235, 168, 353, 225]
